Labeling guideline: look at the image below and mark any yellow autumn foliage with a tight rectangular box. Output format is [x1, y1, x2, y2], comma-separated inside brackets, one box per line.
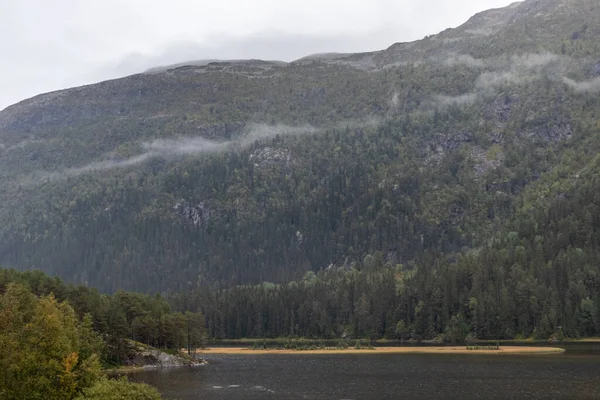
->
[0, 283, 102, 400]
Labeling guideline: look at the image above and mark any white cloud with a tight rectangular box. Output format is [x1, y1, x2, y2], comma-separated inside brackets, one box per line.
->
[563, 77, 600, 93]
[443, 54, 486, 68]
[475, 52, 565, 90]
[435, 93, 478, 106]
[30, 123, 318, 182]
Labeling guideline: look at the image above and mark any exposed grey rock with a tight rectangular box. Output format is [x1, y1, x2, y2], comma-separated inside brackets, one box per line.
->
[124, 341, 205, 369]
[174, 201, 212, 226]
[494, 94, 519, 123]
[471, 146, 504, 177]
[426, 130, 474, 165]
[139, 349, 204, 368]
[249, 147, 293, 169]
[535, 121, 572, 142]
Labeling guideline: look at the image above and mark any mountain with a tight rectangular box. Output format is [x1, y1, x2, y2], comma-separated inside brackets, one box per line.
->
[1, 0, 600, 295]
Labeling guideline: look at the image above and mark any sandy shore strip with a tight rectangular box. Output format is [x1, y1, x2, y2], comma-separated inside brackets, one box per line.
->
[199, 346, 565, 356]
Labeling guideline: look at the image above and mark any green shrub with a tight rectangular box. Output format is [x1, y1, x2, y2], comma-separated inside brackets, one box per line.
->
[76, 377, 161, 400]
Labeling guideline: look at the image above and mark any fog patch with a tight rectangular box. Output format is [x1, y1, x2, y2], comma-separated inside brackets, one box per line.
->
[443, 54, 485, 68]
[511, 53, 562, 69]
[143, 137, 228, 156]
[240, 123, 319, 144]
[380, 60, 423, 70]
[64, 153, 158, 175]
[433, 53, 565, 107]
[435, 93, 478, 106]
[390, 92, 399, 108]
[563, 77, 600, 93]
[3, 139, 46, 152]
[474, 53, 562, 91]
[29, 124, 319, 182]
[475, 70, 521, 90]
[79, 123, 317, 172]
[142, 123, 317, 156]
[336, 116, 383, 131]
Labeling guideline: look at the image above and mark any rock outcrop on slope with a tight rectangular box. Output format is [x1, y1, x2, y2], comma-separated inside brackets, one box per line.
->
[122, 341, 205, 369]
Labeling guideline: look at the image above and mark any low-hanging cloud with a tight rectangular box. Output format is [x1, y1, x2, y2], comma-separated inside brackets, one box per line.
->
[434, 93, 478, 106]
[389, 92, 400, 108]
[432, 52, 567, 108]
[511, 53, 562, 69]
[475, 70, 522, 90]
[562, 77, 600, 93]
[143, 137, 230, 156]
[65, 153, 158, 175]
[35, 124, 319, 180]
[474, 52, 566, 91]
[443, 54, 485, 68]
[141, 123, 319, 156]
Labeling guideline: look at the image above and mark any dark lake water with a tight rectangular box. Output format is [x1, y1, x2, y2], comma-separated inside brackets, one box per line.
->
[129, 350, 600, 399]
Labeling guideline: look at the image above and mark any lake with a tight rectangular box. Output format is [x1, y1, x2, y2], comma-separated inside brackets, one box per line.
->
[129, 348, 600, 399]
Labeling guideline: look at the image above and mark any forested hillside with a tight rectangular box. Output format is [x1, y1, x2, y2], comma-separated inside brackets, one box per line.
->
[170, 151, 600, 341]
[1, 0, 600, 340]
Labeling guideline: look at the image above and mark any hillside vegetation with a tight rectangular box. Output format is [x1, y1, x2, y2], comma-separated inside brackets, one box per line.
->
[2, 0, 600, 340]
[0, 270, 176, 399]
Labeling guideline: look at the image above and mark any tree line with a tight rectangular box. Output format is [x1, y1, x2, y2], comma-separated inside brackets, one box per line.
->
[0, 279, 163, 400]
[0, 269, 205, 366]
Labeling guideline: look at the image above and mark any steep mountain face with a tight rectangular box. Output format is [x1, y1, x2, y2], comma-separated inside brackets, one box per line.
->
[1, 0, 600, 294]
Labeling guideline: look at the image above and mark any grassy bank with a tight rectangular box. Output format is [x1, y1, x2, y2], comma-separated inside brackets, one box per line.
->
[199, 346, 565, 356]
[209, 337, 600, 346]
[560, 338, 600, 343]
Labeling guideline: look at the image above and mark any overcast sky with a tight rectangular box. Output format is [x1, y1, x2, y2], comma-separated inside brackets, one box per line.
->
[0, 0, 515, 110]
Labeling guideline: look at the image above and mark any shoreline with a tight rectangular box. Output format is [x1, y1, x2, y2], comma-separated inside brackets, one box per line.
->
[209, 338, 600, 345]
[105, 361, 207, 374]
[198, 346, 566, 356]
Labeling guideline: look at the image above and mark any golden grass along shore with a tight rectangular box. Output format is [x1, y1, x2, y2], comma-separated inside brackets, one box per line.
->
[199, 346, 565, 356]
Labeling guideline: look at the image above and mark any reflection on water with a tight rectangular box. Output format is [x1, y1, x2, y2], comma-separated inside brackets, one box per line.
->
[129, 351, 600, 399]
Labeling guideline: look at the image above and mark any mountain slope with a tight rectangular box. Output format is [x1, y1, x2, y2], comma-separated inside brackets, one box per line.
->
[1, 0, 600, 294]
